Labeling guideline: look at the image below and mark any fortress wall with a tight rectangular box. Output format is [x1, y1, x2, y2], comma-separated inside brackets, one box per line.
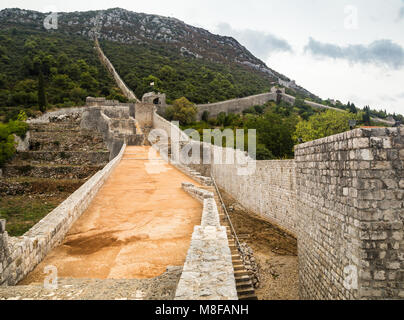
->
[81, 106, 143, 159]
[27, 107, 88, 124]
[211, 160, 298, 235]
[196, 92, 276, 120]
[0, 144, 126, 286]
[95, 40, 139, 102]
[295, 128, 404, 300]
[153, 112, 190, 142]
[208, 127, 403, 299]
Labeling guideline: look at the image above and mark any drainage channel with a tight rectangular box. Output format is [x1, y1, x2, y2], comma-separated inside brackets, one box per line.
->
[206, 178, 258, 301]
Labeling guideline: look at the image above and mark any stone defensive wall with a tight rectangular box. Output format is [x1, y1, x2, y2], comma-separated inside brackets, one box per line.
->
[94, 39, 140, 102]
[156, 89, 395, 125]
[152, 113, 403, 300]
[295, 128, 403, 300]
[211, 160, 297, 234]
[195, 92, 276, 120]
[0, 144, 126, 286]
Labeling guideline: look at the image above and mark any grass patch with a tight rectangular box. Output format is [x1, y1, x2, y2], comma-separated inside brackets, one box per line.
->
[0, 196, 59, 236]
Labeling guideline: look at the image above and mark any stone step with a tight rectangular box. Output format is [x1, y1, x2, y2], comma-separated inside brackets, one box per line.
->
[233, 264, 244, 271]
[237, 287, 255, 296]
[13, 151, 110, 166]
[2, 164, 103, 179]
[0, 177, 85, 195]
[235, 275, 251, 282]
[234, 270, 251, 277]
[236, 280, 253, 290]
[238, 293, 258, 301]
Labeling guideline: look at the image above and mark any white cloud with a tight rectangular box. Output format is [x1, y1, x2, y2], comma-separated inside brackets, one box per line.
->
[215, 22, 292, 60]
[304, 37, 404, 70]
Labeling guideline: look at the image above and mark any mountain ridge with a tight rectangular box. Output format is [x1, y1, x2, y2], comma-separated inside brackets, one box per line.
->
[0, 7, 317, 99]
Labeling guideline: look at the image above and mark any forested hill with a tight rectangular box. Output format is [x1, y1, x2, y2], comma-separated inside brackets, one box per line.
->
[0, 7, 318, 119]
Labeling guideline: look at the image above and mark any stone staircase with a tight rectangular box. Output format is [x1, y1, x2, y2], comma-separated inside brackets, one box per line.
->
[200, 186, 258, 300]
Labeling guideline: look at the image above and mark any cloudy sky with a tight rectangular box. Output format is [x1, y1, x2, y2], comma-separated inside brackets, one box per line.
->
[1, 0, 404, 114]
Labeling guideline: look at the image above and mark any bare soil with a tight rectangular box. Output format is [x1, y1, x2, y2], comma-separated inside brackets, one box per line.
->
[220, 190, 299, 300]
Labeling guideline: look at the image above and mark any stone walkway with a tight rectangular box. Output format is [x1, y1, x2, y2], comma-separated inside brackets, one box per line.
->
[19, 146, 202, 285]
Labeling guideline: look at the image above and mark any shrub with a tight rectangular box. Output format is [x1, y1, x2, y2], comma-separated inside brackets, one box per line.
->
[165, 97, 197, 125]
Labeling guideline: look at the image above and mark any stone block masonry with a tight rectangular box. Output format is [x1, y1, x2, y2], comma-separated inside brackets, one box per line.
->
[211, 160, 297, 235]
[175, 183, 237, 300]
[195, 92, 276, 121]
[207, 127, 403, 299]
[295, 127, 403, 300]
[0, 145, 126, 286]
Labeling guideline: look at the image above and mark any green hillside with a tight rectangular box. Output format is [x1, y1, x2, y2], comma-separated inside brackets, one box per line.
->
[0, 28, 120, 122]
[100, 40, 271, 104]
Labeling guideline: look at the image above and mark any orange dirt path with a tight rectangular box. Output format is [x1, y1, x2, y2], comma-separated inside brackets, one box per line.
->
[21, 146, 202, 284]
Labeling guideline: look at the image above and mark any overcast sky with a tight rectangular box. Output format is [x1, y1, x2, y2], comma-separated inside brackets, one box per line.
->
[2, 0, 404, 114]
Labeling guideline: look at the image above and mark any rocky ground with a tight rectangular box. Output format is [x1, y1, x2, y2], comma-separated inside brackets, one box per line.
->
[221, 190, 299, 300]
[0, 267, 182, 300]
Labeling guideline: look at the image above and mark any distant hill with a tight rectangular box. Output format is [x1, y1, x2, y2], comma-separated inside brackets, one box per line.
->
[0, 7, 319, 117]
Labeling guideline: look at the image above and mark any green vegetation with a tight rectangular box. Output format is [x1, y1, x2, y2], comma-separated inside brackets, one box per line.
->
[0, 27, 119, 122]
[101, 40, 271, 104]
[181, 99, 370, 160]
[0, 196, 58, 236]
[165, 97, 197, 125]
[0, 111, 28, 167]
[294, 110, 362, 143]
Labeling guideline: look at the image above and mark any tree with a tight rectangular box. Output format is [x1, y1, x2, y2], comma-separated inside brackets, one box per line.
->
[348, 102, 357, 114]
[362, 106, 371, 126]
[201, 111, 210, 123]
[0, 74, 6, 89]
[165, 97, 197, 125]
[245, 110, 298, 159]
[294, 110, 360, 142]
[37, 71, 47, 113]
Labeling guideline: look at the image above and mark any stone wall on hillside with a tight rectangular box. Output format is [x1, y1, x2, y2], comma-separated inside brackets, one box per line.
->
[94, 39, 139, 102]
[81, 106, 144, 159]
[195, 92, 276, 120]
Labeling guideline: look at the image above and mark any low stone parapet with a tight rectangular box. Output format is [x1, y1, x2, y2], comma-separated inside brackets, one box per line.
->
[175, 183, 237, 300]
